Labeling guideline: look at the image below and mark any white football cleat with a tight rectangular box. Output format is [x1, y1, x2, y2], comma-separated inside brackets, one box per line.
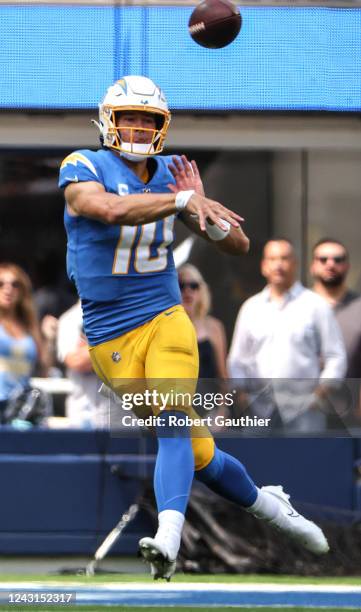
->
[261, 485, 329, 555]
[139, 536, 177, 581]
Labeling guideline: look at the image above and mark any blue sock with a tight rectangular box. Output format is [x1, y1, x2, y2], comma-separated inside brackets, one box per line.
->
[195, 446, 257, 507]
[154, 411, 194, 513]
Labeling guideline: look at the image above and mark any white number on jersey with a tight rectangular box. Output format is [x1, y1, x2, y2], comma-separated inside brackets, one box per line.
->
[112, 217, 175, 274]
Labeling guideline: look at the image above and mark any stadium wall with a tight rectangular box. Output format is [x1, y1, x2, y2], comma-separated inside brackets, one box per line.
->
[0, 430, 359, 555]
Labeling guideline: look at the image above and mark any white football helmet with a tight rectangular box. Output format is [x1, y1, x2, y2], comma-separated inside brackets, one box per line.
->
[94, 76, 171, 161]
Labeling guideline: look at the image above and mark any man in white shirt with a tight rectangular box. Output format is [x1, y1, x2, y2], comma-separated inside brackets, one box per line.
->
[228, 239, 346, 432]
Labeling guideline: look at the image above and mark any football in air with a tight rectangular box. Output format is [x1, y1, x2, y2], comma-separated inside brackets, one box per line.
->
[188, 0, 242, 49]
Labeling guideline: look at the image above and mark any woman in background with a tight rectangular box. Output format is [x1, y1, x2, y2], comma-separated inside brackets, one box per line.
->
[0, 263, 47, 420]
[178, 263, 228, 381]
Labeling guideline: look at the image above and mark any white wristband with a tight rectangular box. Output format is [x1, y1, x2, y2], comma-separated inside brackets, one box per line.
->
[205, 218, 231, 241]
[175, 190, 195, 211]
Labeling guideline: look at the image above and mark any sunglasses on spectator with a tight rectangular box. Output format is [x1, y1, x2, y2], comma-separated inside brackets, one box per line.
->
[179, 281, 200, 291]
[314, 255, 347, 264]
[0, 280, 21, 289]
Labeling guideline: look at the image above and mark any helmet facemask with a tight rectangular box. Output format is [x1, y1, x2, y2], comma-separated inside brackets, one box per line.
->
[104, 107, 170, 161]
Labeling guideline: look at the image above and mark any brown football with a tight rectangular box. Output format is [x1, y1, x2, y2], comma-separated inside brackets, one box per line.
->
[188, 0, 242, 49]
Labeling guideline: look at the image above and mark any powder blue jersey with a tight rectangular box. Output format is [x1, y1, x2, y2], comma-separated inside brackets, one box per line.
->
[0, 325, 38, 401]
[59, 149, 181, 346]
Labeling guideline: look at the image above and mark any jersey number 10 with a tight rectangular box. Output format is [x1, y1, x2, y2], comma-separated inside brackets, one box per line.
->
[112, 217, 175, 274]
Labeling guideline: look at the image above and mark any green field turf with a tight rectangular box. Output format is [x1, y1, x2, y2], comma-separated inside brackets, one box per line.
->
[0, 573, 361, 585]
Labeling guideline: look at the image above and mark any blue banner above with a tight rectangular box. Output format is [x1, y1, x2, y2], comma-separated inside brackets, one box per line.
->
[1, 6, 360, 111]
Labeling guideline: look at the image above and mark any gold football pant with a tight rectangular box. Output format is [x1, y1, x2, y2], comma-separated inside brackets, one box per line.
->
[89, 305, 214, 470]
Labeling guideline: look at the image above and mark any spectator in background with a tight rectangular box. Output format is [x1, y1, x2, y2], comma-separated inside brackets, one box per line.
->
[178, 264, 228, 381]
[40, 314, 60, 376]
[34, 251, 77, 321]
[228, 239, 346, 433]
[311, 238, 361, 424]
[33, 251, 77, 374]
[310, 238, 359, 311]
[57, 301, 110, 429]
[0, 263, 48, 423]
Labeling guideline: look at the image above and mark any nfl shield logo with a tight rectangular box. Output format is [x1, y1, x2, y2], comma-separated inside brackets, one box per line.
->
[118, 183, 129, 196]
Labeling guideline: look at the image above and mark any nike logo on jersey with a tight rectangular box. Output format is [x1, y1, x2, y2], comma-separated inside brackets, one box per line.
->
[165, 310, 177, 316]
[65, 175, 78, 182]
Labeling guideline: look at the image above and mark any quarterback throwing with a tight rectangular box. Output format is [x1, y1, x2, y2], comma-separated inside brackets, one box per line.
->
[59, 76, 328, 581]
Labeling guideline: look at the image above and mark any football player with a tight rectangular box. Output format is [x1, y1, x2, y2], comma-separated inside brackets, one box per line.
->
[59, 76, 329, 580]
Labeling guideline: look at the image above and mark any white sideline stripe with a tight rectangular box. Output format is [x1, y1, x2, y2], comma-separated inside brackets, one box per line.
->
[1, 582, 361, 593]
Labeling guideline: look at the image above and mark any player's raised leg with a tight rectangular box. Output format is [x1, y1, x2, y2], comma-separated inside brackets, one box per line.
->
[140, 306, 328, 579]
[195, 446, 329, 555]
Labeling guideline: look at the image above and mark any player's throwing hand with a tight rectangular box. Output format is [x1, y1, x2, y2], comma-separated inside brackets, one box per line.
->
[187, 192, 243, 232]
[168, 154, 243, 232]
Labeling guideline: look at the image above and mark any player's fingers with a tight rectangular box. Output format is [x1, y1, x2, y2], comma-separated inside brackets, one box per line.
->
[230, 211, 244, 223]
[219, 212, 240, 228]
[206, 209, 232, 229]
[207, 203, 242, 228]
[175, 165, 188, 179]
[181, 155, 194, 176]
[190, 160, 200, 177]
[168, 164, 177, 177]
[218, 204, 244, 223]
[195, 206, 206, 231]
[173, 155, 186, 173]
[167, 183, 177, 193]
[198, 214, 206, 232]
[169, 164, 186, 182]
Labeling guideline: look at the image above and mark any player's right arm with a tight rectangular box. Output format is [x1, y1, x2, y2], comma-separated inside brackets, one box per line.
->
[168, 155, 249, 254]
[64, 180, 243, 230]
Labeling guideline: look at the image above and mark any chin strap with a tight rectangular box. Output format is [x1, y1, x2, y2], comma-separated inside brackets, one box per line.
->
[91, 118, 102, 131]
[91, 119, 101, 128]
[91, 119, 105, 146]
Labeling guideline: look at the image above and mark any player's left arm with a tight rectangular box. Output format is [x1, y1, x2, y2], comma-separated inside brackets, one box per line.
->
[168, 155, 249, 255]
[180, 212, 249, 255]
